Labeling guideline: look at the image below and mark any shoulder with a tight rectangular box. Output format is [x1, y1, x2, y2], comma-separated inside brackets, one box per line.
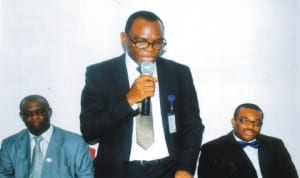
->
[201, 134, 231, 150]
[52, 126, 86, 144]
[51, 127, 90, 158]
[84, 55, 125, 80]
[158, 57, 190, 71]
[1, 129, 28, 145]
[157, 57, 193, 82]
[257, 134, 285, 146]
[87, 54, 124, 71]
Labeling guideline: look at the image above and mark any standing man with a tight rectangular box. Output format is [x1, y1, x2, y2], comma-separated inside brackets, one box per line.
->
[80, 10, 204, 178]
[198, 103, 298, 178]
[0, 95, 94, 178]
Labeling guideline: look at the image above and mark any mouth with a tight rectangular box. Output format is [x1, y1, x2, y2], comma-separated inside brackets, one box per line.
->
[243, 129, 256, 137]
[31, 122, 41, 128]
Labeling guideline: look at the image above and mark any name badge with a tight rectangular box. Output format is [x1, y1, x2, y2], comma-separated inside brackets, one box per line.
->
[168, 113, 176, 133]
[167, 94, 176, 133]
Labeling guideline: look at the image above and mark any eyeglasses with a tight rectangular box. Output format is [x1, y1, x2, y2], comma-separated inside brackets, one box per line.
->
[20, 108, 48, 118]
[127, 35, 167, 50]
[237, 117, 263, 127]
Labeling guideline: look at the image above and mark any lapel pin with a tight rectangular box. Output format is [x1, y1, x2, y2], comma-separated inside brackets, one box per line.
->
[46, 157, 52, 163]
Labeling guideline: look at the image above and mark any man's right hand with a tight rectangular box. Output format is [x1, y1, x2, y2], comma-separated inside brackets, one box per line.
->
[126, 75, 157, 106]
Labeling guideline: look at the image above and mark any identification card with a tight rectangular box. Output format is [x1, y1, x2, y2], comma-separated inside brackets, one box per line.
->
[168, 113, 177, 133]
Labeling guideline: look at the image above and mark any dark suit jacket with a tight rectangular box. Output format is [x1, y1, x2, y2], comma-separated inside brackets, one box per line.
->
[80, 54, 204, 177]
[198, 132, 298, 178]
[0, 126, 94, 178]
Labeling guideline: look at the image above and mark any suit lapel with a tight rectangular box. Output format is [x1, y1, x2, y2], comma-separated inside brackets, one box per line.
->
[16, 131, 31, 177]
[43, 127, 65, 172]
[114, 54, 130, 99]
[156, 58, 169, 133]
[113, 55, 134, 158]
[225, 133, 258, 177]
[257, 136, 272, 178]
[156, 58, 178, 154]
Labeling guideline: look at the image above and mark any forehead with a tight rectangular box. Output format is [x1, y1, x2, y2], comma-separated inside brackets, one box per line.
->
[130, 18, 164, 37]
[21, 99, 47, 110]
[238, 108, 262, 120]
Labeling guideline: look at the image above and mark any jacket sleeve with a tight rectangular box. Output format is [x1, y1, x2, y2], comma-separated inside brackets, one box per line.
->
[174, 66, 204, 174]
[73, 137, 95, 178]
[273, 139, 299, 178]
[79, 65, 137, 143]
[0, 140, 15, 178]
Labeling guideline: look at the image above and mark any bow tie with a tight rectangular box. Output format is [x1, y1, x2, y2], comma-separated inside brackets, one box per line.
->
[238, 141, 259, 149]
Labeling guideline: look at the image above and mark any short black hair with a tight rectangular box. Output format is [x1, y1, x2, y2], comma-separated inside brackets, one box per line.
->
[124, 10, 164, 34]
[233, 103, 264, 119]
[19, 94, 50, 110]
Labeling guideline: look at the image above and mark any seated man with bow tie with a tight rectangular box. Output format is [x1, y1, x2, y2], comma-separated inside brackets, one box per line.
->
[198, 103, 298, 178]
[0, 94, 94, 178]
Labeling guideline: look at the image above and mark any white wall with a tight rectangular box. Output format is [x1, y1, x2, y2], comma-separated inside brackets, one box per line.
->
[0, 0, 299, 174]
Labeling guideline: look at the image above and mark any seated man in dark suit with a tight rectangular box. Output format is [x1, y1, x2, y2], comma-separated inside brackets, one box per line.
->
[0, 94, 94, 178]
[198, 103, 298, 178]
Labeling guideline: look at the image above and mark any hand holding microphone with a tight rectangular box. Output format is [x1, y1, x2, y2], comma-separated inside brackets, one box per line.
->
[126, 62, 156, 113]
[139, 62, 155, 115]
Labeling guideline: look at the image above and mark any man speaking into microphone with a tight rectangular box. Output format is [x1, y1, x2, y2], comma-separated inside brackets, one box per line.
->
[80, 10, 204, 178]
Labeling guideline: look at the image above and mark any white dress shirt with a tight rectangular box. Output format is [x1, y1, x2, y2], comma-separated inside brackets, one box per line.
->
[30, 125, 53, 161]
[125, 53, 169, 161]
[233, 133, 262, 178]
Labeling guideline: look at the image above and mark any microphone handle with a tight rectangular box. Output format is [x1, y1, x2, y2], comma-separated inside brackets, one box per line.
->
[141, 97, 151, 115]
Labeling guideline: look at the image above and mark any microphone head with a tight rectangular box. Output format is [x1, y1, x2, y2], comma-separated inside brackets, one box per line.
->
[140, 61, 154, 75]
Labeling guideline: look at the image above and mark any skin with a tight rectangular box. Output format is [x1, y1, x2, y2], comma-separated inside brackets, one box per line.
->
[121, 18, 164, 64]
[19, 97, 52, 136]
[231, 107, 262, 142]
[121, 18, 192, 178]
[122, 18, 160, 106]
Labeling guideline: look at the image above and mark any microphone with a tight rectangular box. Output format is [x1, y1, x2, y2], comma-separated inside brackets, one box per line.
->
[140, 61, 154, 115]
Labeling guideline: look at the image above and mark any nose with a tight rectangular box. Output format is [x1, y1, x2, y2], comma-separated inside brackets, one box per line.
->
[245, 123, 256, 129]
[145, 43, 155, 51]
[29, 112, 42, 121]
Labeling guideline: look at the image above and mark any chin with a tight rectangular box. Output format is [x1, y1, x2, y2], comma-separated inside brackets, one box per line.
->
[243, 137, 255, 141]
[140, 57, 156, 62]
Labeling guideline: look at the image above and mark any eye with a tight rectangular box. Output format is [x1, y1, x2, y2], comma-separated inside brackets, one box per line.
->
[20, 108, 48, 117]
[21, 111, 32, 117]
[37, 108, 47, 115]
[238, 117, 248, 123]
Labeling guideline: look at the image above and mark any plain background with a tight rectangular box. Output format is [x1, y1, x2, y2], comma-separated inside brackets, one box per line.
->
[0, 0, 299, 175]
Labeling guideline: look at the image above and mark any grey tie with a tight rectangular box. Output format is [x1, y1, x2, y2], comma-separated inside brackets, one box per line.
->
[30, 136, 43, 178]
[136, 103, 155, 149]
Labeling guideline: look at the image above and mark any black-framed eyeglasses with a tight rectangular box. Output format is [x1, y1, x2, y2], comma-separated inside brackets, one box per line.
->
[237, 117, 263, 127]
[127, 35, 167, 50]
[20, 108, 48, 118]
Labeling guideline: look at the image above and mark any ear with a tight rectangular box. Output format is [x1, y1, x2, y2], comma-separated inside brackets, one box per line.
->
[120, 32, 128, 51]
[19, 112, 25, 122]
[231, 118, 235, 128]
[47, 108, 53, 118]
[19, 112, 27, 123]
